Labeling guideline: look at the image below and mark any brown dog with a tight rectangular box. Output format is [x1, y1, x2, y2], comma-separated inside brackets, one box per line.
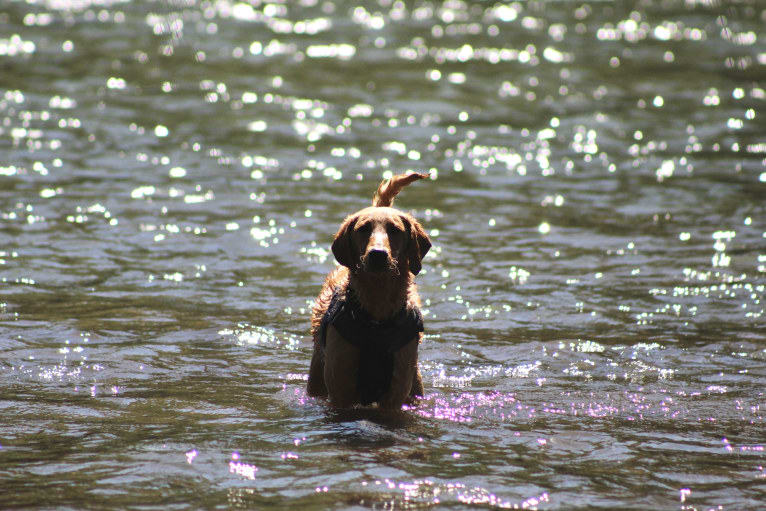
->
[307, 173, 431, 409]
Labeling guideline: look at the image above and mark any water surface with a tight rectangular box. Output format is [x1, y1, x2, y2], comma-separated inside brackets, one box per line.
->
[1, 1, 764, 509]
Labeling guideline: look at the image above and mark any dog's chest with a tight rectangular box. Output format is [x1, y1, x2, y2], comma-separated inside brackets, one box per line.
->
[320, 289, 423, 405]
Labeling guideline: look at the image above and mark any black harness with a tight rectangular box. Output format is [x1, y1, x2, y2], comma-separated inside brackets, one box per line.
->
[319, 288, 423, 406]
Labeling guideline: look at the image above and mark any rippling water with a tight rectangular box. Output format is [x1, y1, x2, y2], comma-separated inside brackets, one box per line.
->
[1, 1, 764, 509]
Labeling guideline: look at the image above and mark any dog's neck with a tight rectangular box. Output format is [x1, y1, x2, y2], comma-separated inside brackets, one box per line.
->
[348, 271, 411, 321]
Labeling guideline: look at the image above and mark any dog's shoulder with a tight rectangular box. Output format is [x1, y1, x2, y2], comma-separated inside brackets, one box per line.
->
[311, 266, 349, 337]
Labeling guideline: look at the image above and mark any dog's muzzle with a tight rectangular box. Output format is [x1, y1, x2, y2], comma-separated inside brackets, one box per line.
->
[365, 248, 390, 272]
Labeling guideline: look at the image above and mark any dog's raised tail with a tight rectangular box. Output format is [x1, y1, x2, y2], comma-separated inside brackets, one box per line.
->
[372, 172, 430, 207]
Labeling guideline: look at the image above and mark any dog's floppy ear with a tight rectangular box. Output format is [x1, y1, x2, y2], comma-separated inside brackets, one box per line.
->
[403, 216, 431, 275]
[331, 215, 358, 268]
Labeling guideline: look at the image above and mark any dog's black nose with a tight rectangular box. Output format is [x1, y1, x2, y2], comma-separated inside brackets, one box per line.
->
[366, 249, 389, 271]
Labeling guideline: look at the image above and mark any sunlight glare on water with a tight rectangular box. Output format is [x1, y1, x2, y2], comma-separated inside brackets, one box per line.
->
[1, 0, 764, 509]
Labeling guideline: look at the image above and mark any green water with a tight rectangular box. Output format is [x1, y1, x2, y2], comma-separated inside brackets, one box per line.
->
[1, 1, 764, 509]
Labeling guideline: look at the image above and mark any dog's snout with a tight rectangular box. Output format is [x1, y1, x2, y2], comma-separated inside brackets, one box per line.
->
[366, 248, 389, 271]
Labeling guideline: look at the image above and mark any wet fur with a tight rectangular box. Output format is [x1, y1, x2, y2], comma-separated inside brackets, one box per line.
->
[307, 175, 430, 409]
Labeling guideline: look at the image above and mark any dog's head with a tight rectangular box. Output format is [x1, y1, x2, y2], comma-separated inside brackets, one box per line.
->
[332, 206, 431, 276]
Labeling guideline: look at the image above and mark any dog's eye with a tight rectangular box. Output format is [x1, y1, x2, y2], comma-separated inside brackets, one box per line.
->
[356, 222, 372, 234]
[386, 223, 404, 237]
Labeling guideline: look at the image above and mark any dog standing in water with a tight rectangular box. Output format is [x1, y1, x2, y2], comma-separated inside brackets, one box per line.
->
[307, 173, 431, 409]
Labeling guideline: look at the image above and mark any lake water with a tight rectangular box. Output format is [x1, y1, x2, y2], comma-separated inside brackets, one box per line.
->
[1, 1, 764, 509]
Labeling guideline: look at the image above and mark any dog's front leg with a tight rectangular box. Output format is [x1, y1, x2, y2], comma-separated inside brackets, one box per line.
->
[378, 337, 419, 410]
[323, 325, 360, 408]
[407, 364, 424, 404]
[306, 339, 328, 397]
